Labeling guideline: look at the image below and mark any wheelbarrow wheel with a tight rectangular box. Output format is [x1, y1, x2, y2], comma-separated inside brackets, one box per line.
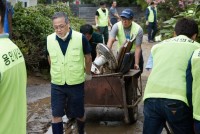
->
[125, 77, 138, 124]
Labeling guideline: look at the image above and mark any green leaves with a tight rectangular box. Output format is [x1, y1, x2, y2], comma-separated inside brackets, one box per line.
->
[12, 2, 85, 71]
[160, 4, 200, 42]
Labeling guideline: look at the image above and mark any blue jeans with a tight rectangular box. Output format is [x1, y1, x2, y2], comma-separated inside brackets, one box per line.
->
[143, 98, 194, 134]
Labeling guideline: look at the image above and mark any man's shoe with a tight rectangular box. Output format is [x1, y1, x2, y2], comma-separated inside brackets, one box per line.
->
[148, 40, 154, 43]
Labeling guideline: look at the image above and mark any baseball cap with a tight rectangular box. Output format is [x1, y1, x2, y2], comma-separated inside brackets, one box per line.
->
[120, 8, 134, 19]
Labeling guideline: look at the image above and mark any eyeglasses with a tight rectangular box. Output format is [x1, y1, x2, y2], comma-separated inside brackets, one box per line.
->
[53, 24, 67, 31]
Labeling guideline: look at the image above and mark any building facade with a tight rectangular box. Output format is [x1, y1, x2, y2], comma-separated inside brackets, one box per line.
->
[9, 0, 37, 7]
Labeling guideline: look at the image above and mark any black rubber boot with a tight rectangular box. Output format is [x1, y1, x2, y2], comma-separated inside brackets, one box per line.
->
[77, 119, 85, 134]
[52, 122, 63, 134]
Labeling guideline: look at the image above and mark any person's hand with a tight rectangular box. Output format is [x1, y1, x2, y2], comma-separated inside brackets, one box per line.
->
[134, 64, 140, 70]
[96, 24, 98, 28]
[85, 73, 92, 81]
[146, 21, 149, 26]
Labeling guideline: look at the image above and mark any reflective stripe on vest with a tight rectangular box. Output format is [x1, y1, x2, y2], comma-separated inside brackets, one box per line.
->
[148, 6, 156, 22]
[0, 38, 27, 134]
[47, 31, 85, 85]
[191, 48, 200, 120]
[117, 21, 140, 52]
[143, 35, 200, 105]
[97, 8, 109, 26]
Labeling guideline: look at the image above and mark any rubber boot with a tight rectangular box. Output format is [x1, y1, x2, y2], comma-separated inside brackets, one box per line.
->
[77, 119, 85, 134]
[52, 122, 63, 134]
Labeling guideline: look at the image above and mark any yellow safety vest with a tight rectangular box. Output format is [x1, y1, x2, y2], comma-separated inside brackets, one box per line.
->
[143, 35, 200, 105]
[0, 37, 27, 134]
[148, 6, 157, 23]
[117, 21, 140, 52]
[47, 31, 85, 85]
[97, 8, 109, 26]
[191, 48, 200, 120]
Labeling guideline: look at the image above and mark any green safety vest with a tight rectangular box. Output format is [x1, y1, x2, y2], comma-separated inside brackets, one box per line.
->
[47, 31, 85, 85]
[148, 6, 157, 22]
[143, 35, 200, 105]
[0, 37, 27, 134]
[117, 21, 140, 52]
[97, 8, 109, 26]
[191, 48, 200, 120]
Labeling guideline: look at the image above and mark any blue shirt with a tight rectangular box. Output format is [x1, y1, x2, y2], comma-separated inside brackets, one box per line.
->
[146, 53, 153, 70]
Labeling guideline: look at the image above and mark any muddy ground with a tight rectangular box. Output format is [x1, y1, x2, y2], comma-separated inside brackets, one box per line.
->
[27, 35, 160, 134]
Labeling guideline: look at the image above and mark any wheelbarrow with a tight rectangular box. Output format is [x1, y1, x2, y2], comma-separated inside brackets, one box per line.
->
[84, 70, 143, 124]
[84, 38, 144, 124]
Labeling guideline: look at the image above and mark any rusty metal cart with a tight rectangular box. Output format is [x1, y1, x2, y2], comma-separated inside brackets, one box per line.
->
[84, 70, 143, 124]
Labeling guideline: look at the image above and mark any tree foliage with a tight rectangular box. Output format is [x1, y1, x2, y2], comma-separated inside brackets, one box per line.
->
[12, 2, 85, 71]
[135, 0, 148, 10]
[160, 4, 200, 42]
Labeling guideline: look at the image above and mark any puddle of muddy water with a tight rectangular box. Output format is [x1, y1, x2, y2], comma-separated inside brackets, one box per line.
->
[27, 97, 52, 134]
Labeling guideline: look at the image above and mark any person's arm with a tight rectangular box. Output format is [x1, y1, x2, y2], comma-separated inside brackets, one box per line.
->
[110, 8, 120, 20]
[134, 45, 141, 70]
[108, 16, 112, 27]
[145, 8, 150, 25]
[113, 9, 120, 20]
[107, 24, 118, 48]
[186, 55, 193, 108]
[145, 8, 149, 20]
[146, 53, 153, 71]
[115, 13, 120, 20]
[84, 54, 92, 75]
[134, 28, 143, 70]
[45, 40, 51, 65]
[82, 35, 92, 78]
[107, 37, 115, 49]
[95, 16, 98, 27]
[95, 11, 99, 27]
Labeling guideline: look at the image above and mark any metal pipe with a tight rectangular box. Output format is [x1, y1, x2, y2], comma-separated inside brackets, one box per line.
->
[92, 73, 122, 78]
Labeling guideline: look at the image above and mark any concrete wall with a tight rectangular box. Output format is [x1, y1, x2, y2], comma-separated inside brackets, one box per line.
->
[71, 5, 145, 25]
[28, 0, 37, 7]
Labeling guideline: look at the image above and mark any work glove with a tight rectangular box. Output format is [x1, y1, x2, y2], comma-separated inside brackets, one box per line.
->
[145, 21, 149, 26]
[85, 73, 92, 81]
[95, 24, 98, 27]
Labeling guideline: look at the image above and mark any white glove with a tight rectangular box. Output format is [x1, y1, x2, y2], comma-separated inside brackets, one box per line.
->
[96, 24, 98, 27]
[85, 73, 92, 81]
[146, 21, 149, 26]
